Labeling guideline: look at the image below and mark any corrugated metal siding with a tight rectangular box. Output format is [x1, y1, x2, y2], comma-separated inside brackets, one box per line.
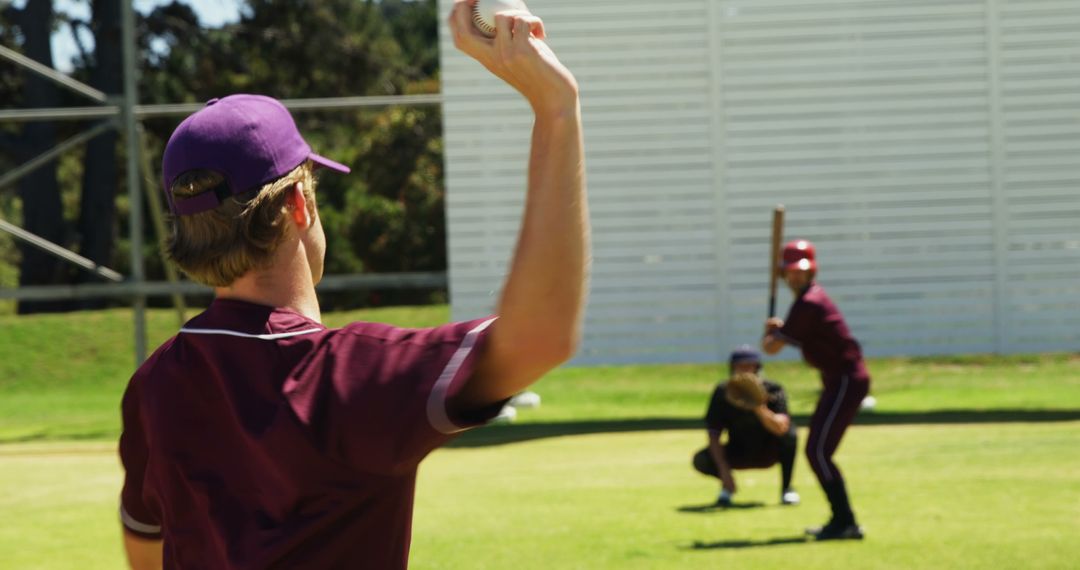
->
[998, 0, 1080, 351]
[718, 0, 998, 357]
[439, 0, 724, 364]
[439, 0, 1080, 363]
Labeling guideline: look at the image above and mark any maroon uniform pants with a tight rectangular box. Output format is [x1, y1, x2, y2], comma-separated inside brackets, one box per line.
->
[806, 374, 869, 485]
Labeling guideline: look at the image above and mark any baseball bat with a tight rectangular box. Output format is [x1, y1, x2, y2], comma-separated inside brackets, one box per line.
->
[768, 205, 785, 318]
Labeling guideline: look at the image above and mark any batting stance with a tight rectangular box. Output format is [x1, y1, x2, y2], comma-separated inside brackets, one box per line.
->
[692, 346, 800, 507]
[118, 3, 588, 568]
[763, 240, 869, 541]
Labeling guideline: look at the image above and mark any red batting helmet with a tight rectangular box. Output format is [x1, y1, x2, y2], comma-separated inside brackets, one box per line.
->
[781, 239, 817, 271]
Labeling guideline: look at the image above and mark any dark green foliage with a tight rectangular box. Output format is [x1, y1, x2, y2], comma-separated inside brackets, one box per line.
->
[1, 0, 446, 311]
[137, 0, 447, 308]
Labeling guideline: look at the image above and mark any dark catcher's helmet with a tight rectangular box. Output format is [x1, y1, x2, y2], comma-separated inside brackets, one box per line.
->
[729, 345, 762, 373]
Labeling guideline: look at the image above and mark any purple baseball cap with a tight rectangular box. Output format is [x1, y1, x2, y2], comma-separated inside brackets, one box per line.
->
[162, 94, 350, 216]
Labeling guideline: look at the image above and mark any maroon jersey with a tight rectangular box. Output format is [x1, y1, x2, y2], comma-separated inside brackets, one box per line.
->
[778, 283, 869, 380]
[119, 299, 502, 569]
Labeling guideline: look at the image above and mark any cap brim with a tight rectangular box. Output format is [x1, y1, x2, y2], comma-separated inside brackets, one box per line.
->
[310, 153, 351, 174]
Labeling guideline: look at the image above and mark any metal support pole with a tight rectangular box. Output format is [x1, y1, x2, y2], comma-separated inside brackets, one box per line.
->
[0, 218, 124, 282]
[0, 94, 444, 123]
[0, 272, 448, 301]
[0, 121, 116, 193]
[0, 44, 108, 103]
[121, 0, 147, 365]
[137, 124, 187, 327]
[0, 106, 120, 122]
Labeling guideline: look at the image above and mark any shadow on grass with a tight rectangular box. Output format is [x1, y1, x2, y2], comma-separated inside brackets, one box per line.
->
[687, 536, 810, 550]
[0, 430, 117, 445]
[447, 409, 1080, 448]
[677, 501, 766, 513]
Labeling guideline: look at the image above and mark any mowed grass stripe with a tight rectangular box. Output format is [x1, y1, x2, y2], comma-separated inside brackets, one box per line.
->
[3, 305, 1080, 442]
[4, 422, 1074, 569]
[411, 422, 1080, 570]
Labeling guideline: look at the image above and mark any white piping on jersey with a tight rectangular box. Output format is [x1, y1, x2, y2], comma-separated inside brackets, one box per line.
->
[816, 374, 849, 481]
[426, 318, 497, 435]
[178, 327, 324, 340]
[120, 504, 162, 535]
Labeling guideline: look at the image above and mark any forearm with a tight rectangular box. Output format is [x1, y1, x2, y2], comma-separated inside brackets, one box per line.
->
[499, 106, 588, 344]
[465, 106, 590, 404]
[708, 437, 734, 489]
[761, 333, 785, 355]
[755, 407, 791, 436]
[448, 2, 590, 409]
[123, 530, 162, 570]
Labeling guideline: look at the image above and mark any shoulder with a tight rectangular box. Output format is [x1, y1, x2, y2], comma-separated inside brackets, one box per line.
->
[335, 317, 496, 348]
[807, 283, 841, 307]
[762, 378, 785, 394]
[789, 285, 832, 318]
[123, 335, 179, 405]
[707, 382, 727, 403]
[132, 336, 179, 380]
[708, 382, 731, 404]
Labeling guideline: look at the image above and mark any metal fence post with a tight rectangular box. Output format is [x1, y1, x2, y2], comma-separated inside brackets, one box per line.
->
[121, 0, 146, 364]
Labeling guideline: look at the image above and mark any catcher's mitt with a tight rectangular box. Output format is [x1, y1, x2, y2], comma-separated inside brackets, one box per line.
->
[725, 371, 767, 410]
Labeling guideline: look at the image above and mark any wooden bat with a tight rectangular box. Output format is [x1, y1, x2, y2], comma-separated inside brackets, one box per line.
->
[768, 205, 785, 318]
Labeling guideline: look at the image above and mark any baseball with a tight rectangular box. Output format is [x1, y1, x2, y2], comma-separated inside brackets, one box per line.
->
[493, 403, 518, 424]
[472, 0, 529, 37]
[860, 395, 877, 412]
[508, 390, 541, 409]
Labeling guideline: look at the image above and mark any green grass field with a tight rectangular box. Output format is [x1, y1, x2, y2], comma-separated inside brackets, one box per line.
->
[1, 306, 1078, 568]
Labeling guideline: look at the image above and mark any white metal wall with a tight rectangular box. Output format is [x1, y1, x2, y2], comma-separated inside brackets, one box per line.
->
[438, 0, 1080, 364]
[998, 0, 1080, 352]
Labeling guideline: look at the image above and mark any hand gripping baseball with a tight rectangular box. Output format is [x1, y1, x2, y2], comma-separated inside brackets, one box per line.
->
[449, 0, 578, 114]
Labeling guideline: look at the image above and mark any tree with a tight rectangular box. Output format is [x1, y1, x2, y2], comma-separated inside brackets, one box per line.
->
[379, 0, 440, 80]
[10, 0, 70, 314]
[75, 0, 123, 309]
[134, 0, 448, 308]
[1, 0, 449, 311]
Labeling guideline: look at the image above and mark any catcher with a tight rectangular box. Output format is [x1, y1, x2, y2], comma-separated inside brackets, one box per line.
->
[692, 346, 799, 507]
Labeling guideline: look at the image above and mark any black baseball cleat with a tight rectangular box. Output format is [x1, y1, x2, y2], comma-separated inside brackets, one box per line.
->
[805, 519, 834, 536]
[811, 523, 864, 541]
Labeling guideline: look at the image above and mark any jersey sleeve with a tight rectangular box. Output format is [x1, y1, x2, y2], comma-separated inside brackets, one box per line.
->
[283, 317, 504, 475]
[778, 298, 820, 347]
[118, 370, 163, 539]
[704, 384, 728, 434]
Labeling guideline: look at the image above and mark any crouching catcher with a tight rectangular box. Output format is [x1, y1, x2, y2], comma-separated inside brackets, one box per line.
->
[693, 346, 799, 507]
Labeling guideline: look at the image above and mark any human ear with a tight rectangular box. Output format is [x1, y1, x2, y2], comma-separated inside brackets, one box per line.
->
[288, 182, 311, 228]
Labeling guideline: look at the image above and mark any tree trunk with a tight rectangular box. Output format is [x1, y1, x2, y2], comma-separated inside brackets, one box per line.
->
[16, 0, 71, 314]
[77, 0, 123, 309]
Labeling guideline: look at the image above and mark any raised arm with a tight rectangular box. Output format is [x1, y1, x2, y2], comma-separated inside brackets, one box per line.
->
[448, 0, 590, 409]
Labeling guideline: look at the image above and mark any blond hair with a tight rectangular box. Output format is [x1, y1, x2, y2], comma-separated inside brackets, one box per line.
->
[165, 161, 317, 287]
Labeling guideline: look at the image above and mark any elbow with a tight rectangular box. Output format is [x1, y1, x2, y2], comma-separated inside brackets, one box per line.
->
[537, 330, 581, 367]
[500, 327, 580, 373]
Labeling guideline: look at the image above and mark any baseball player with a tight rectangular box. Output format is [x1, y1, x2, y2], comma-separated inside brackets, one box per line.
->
[762, 240, 869, 541]
[692, 346, 799, 507]
[118, 3, 588, 568]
